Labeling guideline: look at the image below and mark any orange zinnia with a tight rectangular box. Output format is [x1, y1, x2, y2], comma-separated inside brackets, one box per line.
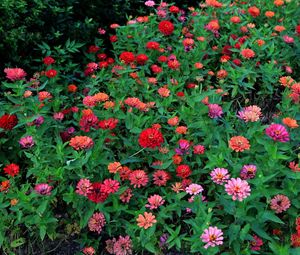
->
[69, 136, 94, 150]
[93, 92, 109, 103]
[108, 162, 122, 174]
[282, 117, 299, 128]
[229, 136, 250, 152]
[136, 212, 157, 229]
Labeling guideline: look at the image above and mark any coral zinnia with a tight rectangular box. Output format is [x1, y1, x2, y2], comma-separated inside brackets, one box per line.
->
[138, 128, 164, 149]
[158, 20, 174, 36]
[0, 114, 18, 130]
[69, 136, 94, 150]
[270, 194, 291, 213]
[201, 226, 224, 249]
[229, 136, 250, 152]
[136, 212, 157, 229]
[265, 124, 290, 142]
[129, 170, 149, 188]
[241, 49, 255, 59]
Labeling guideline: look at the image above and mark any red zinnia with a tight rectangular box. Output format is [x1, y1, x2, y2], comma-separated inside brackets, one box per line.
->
[176, 164, 192, 178]
[248, 6, 260, 17]
[0, 114, 18, 130]
[136, 54, 149, 65]
[3, 163, 20, 177]
[119, 52, 135, 64]
[45, 69, 57, 78]
[146, 41, 160, 50]
[138, 128, 164, 148]
[158, 20, 174, 36]
[99, 118, 118, 130]
[43, 56, 55, 65]
[87, 182, 109, 203]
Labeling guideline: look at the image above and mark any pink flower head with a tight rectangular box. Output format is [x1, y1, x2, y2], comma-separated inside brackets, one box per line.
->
[53, 112, 64, 121]
[145, 0, 155, 7]
[82, 247, 96, 255]
[237, 105, 262, 122]
[113, 235, 133, 255]
[208, 104, 223, 118]
[210, 168, 230, 185]
[240, 165, 257, 179]
[270, 194, 291, 213]
[201, 226, 224, 249]
[193, 144, 205, 154]
[88, 212, 106, 234]
[153, 170, 170, 186]
[225, 178, 251, 201]
[129, 170, 149, 188]
[175, 139, 190, 155]
[19, 136, 35, 149]
[4, 68, 27, 81]
[283, 35, 294, 44]
[98, 28, 106, 34]
[185, 183, 204, 195]
[101, 179, 120, 194]
[265, 124, 290, 142]
[250, 235, 263, 251]
[76, 178, 92, 197]
[145, 194, 165, 209]
[34, 183, 53, 195]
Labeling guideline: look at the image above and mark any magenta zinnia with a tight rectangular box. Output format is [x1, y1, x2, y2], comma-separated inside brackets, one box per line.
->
[201, 226, 224, 249]
[265, 124, 290, 142]
[225, 178, 251, 201]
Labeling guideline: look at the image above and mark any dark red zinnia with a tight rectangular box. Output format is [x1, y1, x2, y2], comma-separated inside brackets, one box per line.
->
[176, 164, 192, 179]
[138, 128, 164, 149]
[80, 114, 99, 132]
[3, 163, 20, 177]
[87, 182, 109, 203]
[99, 118, 118, 130]
[43, 56, 55, 65]
[0, 114, 18, 130]
[158, 20, 174, 36]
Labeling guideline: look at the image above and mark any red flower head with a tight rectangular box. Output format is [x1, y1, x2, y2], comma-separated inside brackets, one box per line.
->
[138, 128, 164, 149]
[158, 20, 174, 36]
[136, 54, 149, 65]
[0, 114, 18, 130]
[248, 6, 260, 17]
[146, 41, 160, 50]
[45, 69, 57, 78]
[3, 163, 20, 177]
[87, 182, 109, 203]
[99, 118, 119, 130]
[43, 56, 55, 65]
[119, 52, 135, 64]
[176, 164, 192, 178]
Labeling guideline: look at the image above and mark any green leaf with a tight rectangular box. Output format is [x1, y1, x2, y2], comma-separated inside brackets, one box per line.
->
[145, 242, 156, 253]
[228, 224, 240, 245]
[261, 211, 284, 224]
[11, 238, 26, 248]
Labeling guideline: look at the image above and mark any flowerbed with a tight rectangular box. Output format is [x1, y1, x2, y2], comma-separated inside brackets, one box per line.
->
[1, 0, 300, 254]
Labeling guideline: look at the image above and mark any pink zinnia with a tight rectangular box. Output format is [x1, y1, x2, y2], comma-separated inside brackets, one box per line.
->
[145, 0, 155, 7]
[240, 165, 257, 180]
[201, 226, 224, 249]
[225, 178, 251, 201]
[101, 179, 120, 194]
[210, 168, 230, 185]
[208, 104, 223, 118]
[145, 194, 165, 209]
[34, 183, 53, 195]
[193, 144, 205, 154]
[250, 235, 263, 251]
[113, 235, 133, 255]
[82, 247, 96, 255]
[153, 170, 170, 186]
[270, 194, 291, 213]
[265, 124, 290, 142]
[4, 68, 27, 81]
[19, 136, 35, 149]
[237, 105, 262, 122]
[88, 212, 106, 234]
[76, 179, 92, 197]
[129, 170, 149, 188]
[185, 183, 204, 195]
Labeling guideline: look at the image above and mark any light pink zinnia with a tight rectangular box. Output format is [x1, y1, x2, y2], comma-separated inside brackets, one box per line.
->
[113, 235, 133, 255]
[210, 168, 230, 185]
[201, 226, 224, 249]
[225, 178, 251, 201]
[186, 183, 204, 195]
[208, 104, 223, 118]
[145, 194, 165, 209]
[145, 0, 155, 7]
[76, 179, 92, 197]
[265, 124, 290, 142]
[4, 68, 27, 81]
[88, 212, 106, 234]
[270, 194, 291, 213]
[19, 136, 35, 149]
[237, 105, 262, 122]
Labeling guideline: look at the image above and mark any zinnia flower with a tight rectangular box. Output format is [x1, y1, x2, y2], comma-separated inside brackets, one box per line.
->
[69, 136, 94, 150]
[19, 136, 35, 149]
[153, 170, 170, 186]
[145, 0, 155, 7]
[82, 247, 96, 255]
[229, 136, 250, 152]
[225, 178, 251, 201]
[119, 52, 135, 64]
[270, 194, 291, 213]
[113, 235, 133, 255]
[88, 212, 106, 234]
[108, 162, 122, 174]
[291, 233, 300, 247]
[76, 179, 92, 197]
[210, 168, 230, 185]
[176, 164, 192, 179]
[0, 114, 18, 130]
[158, 20, 174, 36]
[4, 68, 27, 81]
[101, 179, 120, 194]
[240, 165, 257, 179]
[145, 194, 165, 209]
[250, 235, 263, 251]
[237, 105, 262, 122]
[138, 128, 164, 149]
[129, 170, 149, 188]
[3, 163, 20, 177]
[34, 183, 53, 195]
[186, 183, 203, 195]
[87, 182, 109, 203]
[265, 124, 290, 142]
[282, 117, 299, 128]
[136, 212, 157, 229]
[201, 226, 224, 249]
[241, 49, 255, 59]
[208, 104, 223, 118]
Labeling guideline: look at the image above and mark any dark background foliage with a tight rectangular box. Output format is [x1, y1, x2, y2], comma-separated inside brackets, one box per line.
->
[0, 0, 199, 73]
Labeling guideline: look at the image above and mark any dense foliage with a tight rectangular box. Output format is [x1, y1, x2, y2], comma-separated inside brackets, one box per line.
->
[1, 0, 300, 254]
